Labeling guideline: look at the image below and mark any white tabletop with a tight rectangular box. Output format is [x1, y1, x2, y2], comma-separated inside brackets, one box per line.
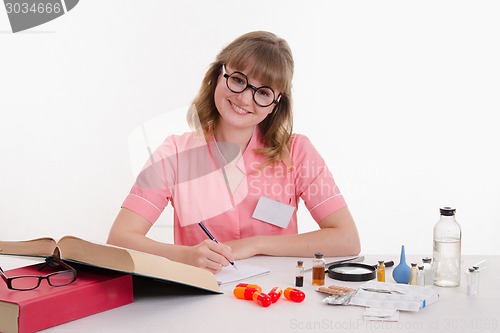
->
[2, 254, 498, 333]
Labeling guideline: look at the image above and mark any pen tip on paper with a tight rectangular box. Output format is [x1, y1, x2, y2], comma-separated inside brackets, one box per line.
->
[232, 263, 238, 270]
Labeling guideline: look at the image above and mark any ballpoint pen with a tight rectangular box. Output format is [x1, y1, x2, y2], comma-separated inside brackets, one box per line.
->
[198, 222, 237, 269]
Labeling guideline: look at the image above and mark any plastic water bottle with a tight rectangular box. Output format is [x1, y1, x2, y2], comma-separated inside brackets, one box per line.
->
[433, 207, 462, 287]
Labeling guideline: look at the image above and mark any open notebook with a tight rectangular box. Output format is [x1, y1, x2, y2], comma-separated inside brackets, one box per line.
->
[216, 261, 270, 285]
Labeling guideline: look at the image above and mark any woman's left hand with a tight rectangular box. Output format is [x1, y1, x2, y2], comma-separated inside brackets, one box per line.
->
[224, 236, 262, 260]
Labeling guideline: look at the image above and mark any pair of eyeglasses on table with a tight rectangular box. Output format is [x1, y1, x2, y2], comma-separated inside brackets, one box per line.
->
[0, 256, 77, 291]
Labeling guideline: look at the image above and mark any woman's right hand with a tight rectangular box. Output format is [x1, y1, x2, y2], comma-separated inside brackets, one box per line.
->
[108, 208, 235, 273]
[181, 239, 235, 274]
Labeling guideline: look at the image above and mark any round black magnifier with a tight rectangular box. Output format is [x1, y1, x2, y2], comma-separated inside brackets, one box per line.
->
[328, 263, 376, 282]
[327, 261, 394, 282]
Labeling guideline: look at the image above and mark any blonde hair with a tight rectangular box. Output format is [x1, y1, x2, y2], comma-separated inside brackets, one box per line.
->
[187, 31, 294, 166]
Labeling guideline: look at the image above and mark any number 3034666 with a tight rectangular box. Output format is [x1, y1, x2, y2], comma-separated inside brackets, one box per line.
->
[5, 2, 62, 14]
[443, 319, 498, 330]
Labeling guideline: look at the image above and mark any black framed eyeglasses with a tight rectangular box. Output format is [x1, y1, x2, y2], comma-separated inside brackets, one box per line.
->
[0, 259, 77, 291]
[222, 64, 281, 107]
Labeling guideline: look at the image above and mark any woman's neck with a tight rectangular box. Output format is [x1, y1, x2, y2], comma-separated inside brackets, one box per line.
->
[214, 125, 255, 156]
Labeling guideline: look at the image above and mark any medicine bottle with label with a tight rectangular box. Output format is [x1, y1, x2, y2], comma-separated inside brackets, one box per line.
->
[433, 207, 461, 287]
[312, 253, 325, 286]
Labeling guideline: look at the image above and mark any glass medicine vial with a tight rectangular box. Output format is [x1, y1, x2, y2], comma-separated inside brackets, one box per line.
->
[377, 260, 385, 282]
[422, 257, 434, 286]
[433, 207, 462, 287]
[417, 265, 425, 286]
[295, 260, 304, 287]
[409, 263, 418, 285]
[467, 267, 480, 296]
[312, 253, 325, 286]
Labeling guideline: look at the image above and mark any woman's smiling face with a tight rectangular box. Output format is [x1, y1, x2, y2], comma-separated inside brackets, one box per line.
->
[214, 64, 278, 132]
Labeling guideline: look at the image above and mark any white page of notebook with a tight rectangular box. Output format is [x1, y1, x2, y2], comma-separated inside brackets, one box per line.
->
[216, 261, 270, 285]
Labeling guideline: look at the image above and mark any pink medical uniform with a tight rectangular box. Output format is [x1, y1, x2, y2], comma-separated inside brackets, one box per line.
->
[121, 128, 347, 246]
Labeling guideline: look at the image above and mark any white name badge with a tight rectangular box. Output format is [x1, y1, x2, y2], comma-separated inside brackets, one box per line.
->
[252, 196, 295, 229]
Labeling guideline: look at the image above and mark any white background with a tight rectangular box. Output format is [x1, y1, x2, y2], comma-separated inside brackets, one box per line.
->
[1, 0, 499, 256]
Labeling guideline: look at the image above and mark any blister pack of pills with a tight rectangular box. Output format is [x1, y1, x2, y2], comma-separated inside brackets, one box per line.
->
[317, 285, 356, 305]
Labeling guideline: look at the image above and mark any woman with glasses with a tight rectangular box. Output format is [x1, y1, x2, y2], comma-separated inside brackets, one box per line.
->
[107, 31, 360, 273]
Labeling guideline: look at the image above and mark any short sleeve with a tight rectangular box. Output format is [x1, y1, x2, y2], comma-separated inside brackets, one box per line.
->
[291, 134, 347, 222]
[121, 136, 178, 224]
